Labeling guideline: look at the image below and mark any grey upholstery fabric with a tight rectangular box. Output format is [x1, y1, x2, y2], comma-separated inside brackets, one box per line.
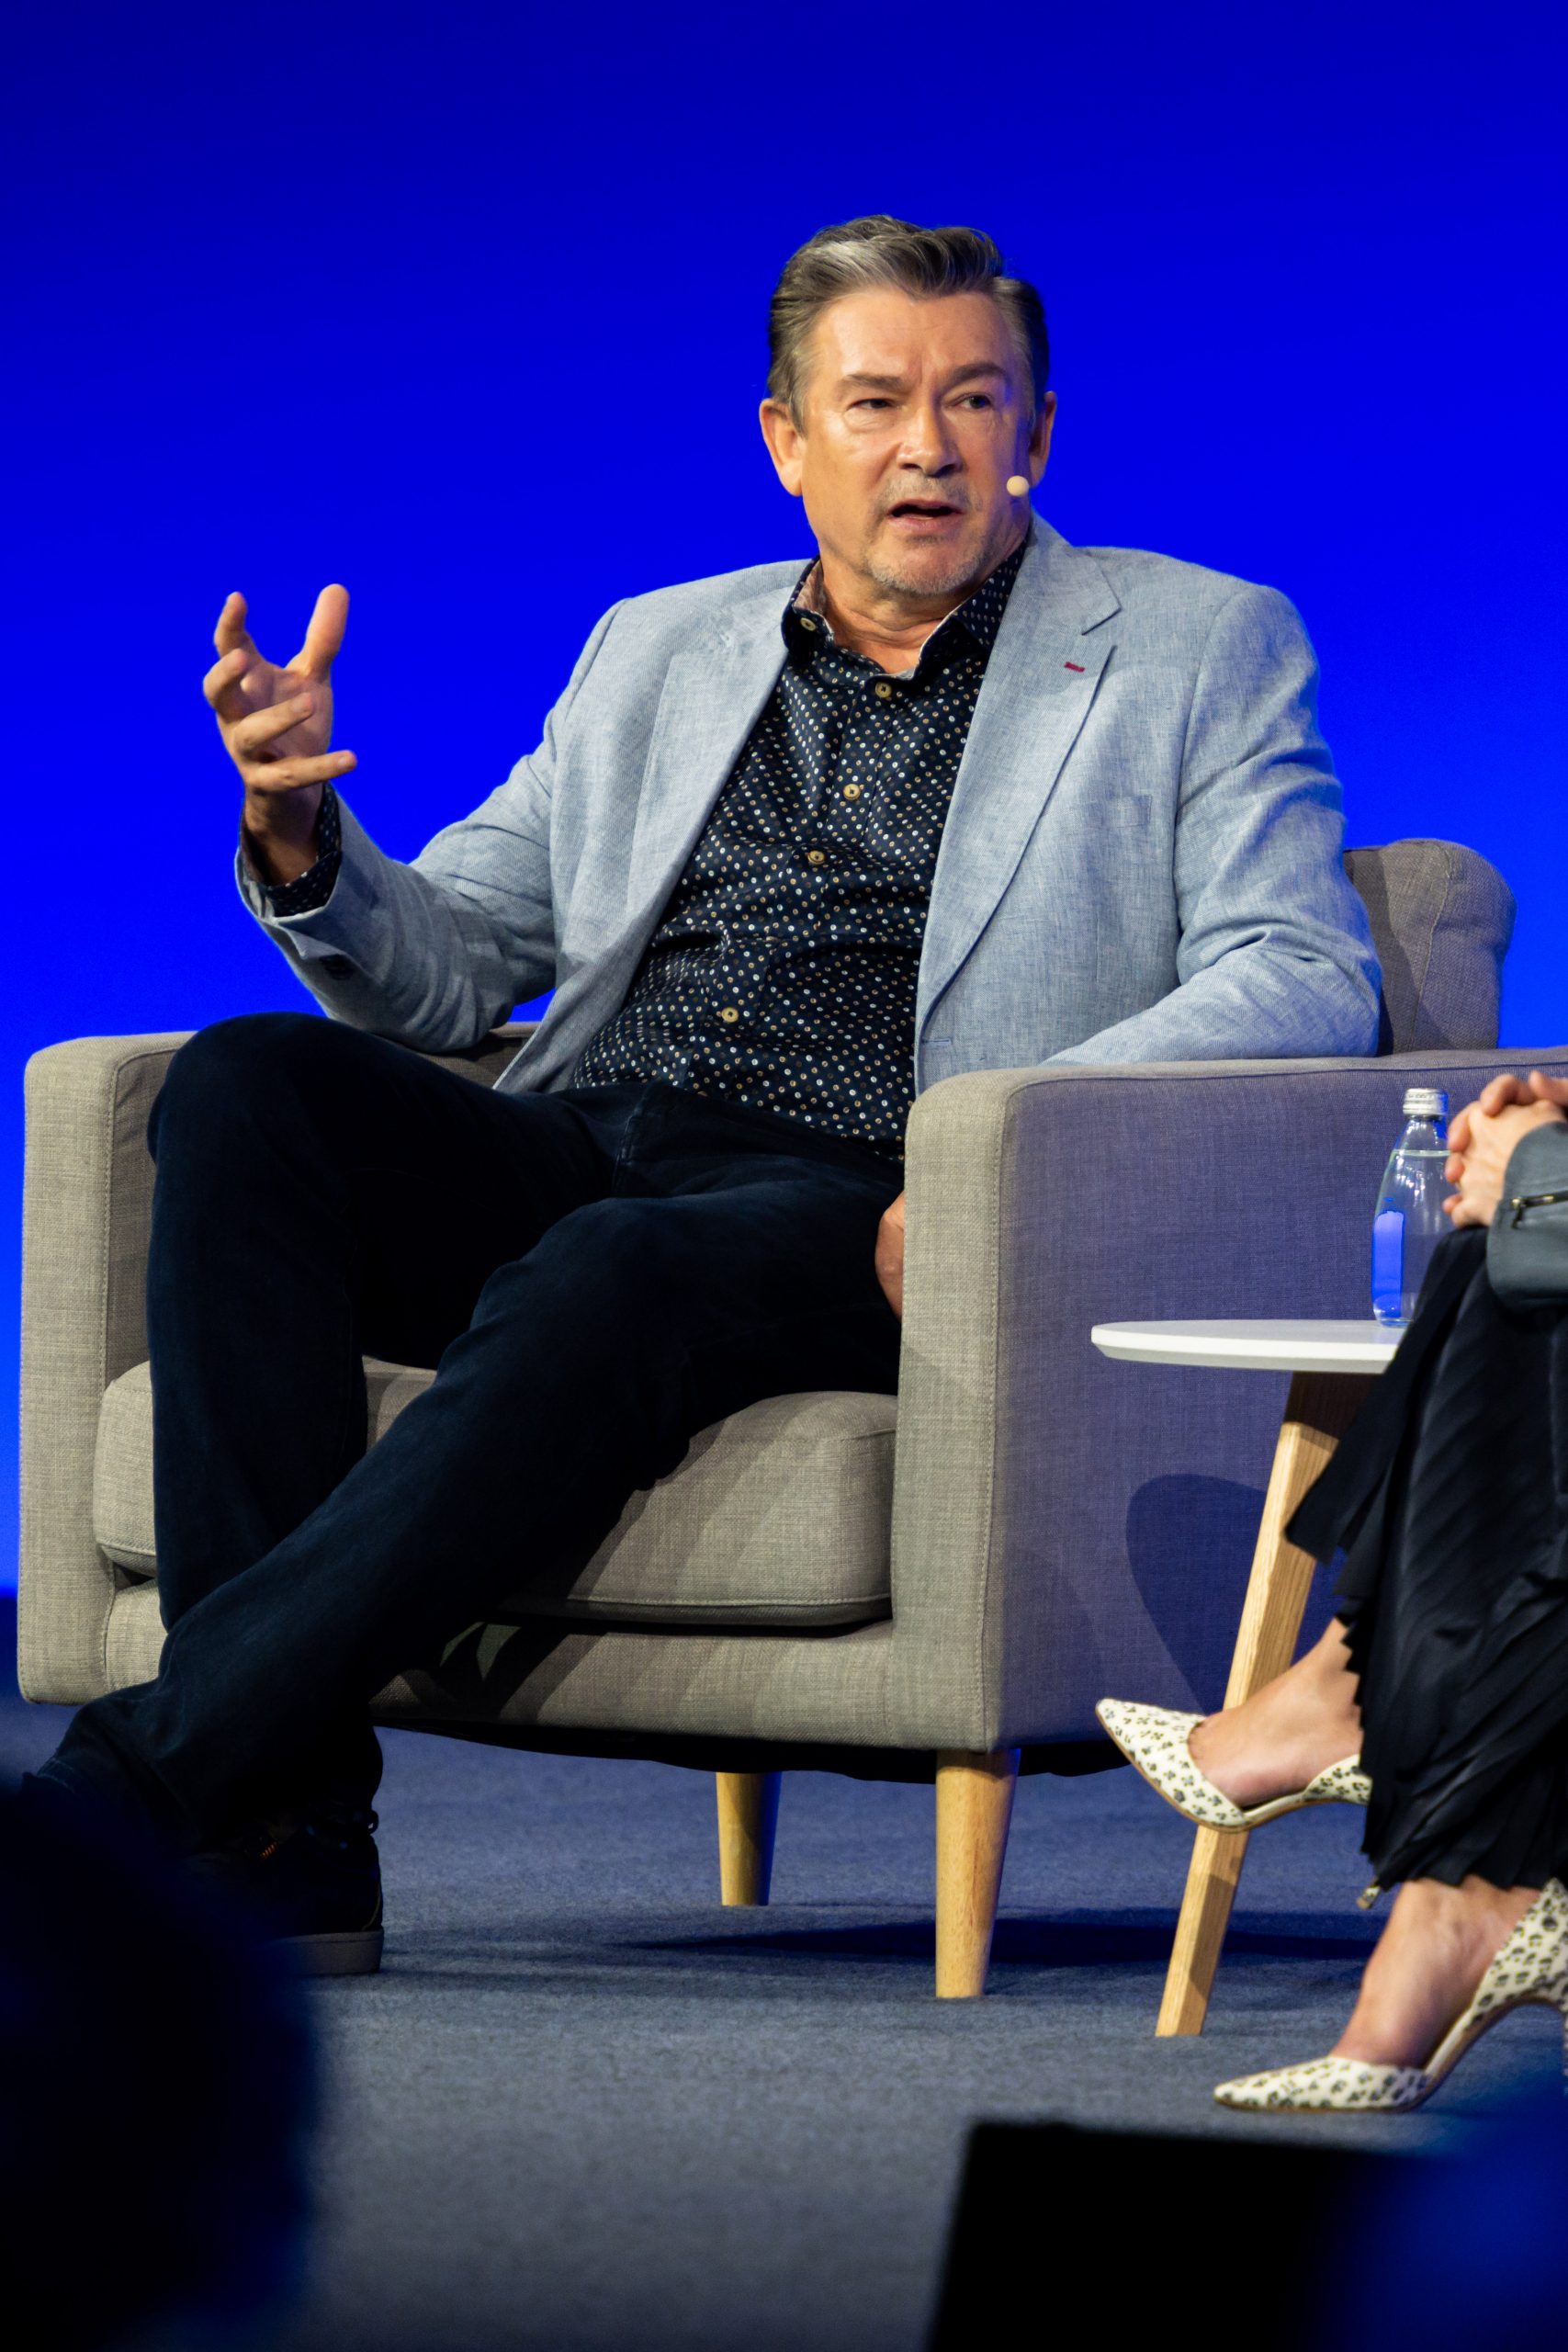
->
[18, 1035, 188, 1703]
[17, 1025, 525, 1705]
[886, 1047, 1563, 1750]
[18, 842, 1551, 1764]
[93, 1362, 897, 1628]
[1344, 840, 1514, 1052]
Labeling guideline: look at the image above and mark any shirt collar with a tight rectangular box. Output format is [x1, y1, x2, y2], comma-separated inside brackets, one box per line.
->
[783, 531, 1028, 676]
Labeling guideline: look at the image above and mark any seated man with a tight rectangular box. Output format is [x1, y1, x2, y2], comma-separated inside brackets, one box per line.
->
[32, 215, 1380, 1973]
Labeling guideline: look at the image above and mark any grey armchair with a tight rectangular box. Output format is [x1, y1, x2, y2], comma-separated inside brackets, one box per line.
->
[19, 839, 1558, 1996]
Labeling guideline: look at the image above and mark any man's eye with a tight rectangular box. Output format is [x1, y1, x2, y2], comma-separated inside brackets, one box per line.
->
[958, 394, 994, 410]
[851, 398, 893, 412]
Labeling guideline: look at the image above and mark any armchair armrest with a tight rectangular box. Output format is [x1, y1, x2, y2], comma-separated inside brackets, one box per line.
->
[19, 1033, 192, 1699]
[17, 1018, 538, 1703]
[888, 1046, 1568, 1753]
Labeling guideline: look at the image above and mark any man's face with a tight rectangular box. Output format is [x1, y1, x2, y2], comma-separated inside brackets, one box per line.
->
[760, 286, 1055, 605]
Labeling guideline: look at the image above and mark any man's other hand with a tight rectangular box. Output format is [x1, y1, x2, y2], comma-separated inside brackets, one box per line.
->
[1444, 1080, 1567, 1229]
[203, 586, 356, 887]
[875, 1192, 906, 1318]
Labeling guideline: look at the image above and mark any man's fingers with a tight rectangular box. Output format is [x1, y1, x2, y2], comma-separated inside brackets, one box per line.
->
[1529, 1070, 1568, 1105]
[213, 592, 257, 659]
[208, 597, 260, 722]
[241, 750, 357, 793]
[202, 647, 254, 717]
[229, 693, 319, 755]
[295, 582, 350, 678]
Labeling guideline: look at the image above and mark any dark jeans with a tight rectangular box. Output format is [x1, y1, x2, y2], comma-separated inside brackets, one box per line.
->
[45, 1012, 905, 1842]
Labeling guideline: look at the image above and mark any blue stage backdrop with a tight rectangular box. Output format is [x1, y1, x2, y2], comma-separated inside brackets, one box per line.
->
[3, 3, 1562, 1588]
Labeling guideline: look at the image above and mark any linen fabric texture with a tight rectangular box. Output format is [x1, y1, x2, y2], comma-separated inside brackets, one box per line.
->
[28, 1036, 1562, 1766]
[39, 1024, 909, 1835]
[95, 1359, 897, 1628]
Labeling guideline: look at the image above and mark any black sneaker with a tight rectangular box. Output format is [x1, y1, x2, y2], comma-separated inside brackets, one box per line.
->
[186, 1798, 384, 1977]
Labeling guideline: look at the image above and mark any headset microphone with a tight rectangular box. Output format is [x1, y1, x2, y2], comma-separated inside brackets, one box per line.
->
[1005, 475, 1031, 498]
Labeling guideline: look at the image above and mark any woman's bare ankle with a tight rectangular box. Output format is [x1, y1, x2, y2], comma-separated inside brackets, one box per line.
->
[1187, 1637, 1360, 1808]
[1303, 1618, 1359, 1699]
[1332, 1878, 1540, 2067]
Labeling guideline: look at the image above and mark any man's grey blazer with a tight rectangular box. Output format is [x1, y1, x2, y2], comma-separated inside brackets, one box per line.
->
[240, 521, 1382, 1096]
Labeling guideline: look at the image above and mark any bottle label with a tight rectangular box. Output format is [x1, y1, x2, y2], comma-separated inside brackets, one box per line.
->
[1371, 1208, 1404, 1315]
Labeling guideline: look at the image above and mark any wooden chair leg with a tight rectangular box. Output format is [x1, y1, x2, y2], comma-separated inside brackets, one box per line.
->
[1156, 1369, 1375, 2036]
[935, 1749, 1021, 1997]
[716, 1770, 781, 1905]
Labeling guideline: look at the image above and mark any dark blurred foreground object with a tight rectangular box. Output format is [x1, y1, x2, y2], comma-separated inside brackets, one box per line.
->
[932, 2104, 1568, 2350]
[0, 1784, 316, 2350]
[929, 2120, 1407, 2352]
[1327, 2086, 1568, 2352]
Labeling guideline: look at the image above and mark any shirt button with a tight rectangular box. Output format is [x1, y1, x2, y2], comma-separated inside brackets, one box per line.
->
[718, 1006, 740, 1023]
[874, 681, 893, 699]
[806, 849, 827, 866]
[841, 783, 862, 800]
[798, 615, 818, 632]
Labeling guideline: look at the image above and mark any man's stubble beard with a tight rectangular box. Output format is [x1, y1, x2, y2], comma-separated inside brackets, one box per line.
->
[864, 549, 984, 601]
[863, 518, 1021, 605]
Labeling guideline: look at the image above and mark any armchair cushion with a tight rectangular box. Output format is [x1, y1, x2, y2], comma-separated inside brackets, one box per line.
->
[92, 1359, 897, 1631]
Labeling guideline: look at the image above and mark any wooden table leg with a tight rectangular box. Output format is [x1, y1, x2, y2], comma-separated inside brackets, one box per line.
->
[1155, 1370, 1375, 2037]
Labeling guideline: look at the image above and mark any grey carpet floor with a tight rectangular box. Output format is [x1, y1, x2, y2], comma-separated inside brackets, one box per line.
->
[4, 1680, 1560, 2352]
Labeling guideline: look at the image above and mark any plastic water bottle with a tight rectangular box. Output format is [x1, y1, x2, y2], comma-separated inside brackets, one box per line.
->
[1371, 1088, 1450, 1326]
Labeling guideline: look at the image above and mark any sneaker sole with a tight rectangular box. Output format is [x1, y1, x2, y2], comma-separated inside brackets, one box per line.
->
[274, 1925, 385, 1977]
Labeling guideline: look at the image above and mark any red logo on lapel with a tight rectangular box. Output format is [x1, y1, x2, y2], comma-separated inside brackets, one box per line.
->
[1064, 661, 1086, 673]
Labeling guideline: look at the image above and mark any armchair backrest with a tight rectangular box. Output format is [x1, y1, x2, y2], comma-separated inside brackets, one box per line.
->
[1344, 839, 1514, 1054]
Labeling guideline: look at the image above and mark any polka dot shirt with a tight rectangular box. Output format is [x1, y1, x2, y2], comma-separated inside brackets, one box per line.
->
[258, 784, 344, 916]
[573, 542, 1025, 1162]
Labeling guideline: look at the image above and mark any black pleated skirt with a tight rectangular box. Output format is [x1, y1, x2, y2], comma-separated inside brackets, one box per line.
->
[1288, 1228, 1568, 1891]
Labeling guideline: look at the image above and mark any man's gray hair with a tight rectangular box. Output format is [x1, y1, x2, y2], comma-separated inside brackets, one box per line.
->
[768, 216, 1049, 423]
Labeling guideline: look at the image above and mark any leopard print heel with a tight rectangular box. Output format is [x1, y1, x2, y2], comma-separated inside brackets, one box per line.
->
[1095, 1698, 1370, 1832]
[1214, 1878, 1568, 2114]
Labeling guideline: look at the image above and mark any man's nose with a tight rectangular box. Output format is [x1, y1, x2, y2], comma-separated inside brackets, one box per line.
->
[898, 401, 959, 476]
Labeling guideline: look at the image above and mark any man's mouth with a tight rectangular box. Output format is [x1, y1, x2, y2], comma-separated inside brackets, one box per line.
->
[885, 498, 964, 528]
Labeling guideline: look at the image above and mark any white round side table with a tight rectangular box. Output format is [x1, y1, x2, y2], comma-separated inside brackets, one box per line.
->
[1089, 1318, 1399, 2038]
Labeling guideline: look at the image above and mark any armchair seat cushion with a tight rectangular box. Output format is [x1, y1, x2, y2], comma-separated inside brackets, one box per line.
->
[92, 1360, 898, 1630]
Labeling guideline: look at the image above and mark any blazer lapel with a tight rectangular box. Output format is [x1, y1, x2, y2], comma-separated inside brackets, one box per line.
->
[917, 527, 1122, 1031]
[622, 587, 790, 943]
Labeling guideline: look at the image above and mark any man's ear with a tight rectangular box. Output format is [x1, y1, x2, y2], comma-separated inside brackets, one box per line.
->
[759, 398, 806, 498]
[1026, 390, 1057, 486]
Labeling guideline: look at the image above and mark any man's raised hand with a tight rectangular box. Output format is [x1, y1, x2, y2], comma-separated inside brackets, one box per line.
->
[203, 585, 357, 884]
